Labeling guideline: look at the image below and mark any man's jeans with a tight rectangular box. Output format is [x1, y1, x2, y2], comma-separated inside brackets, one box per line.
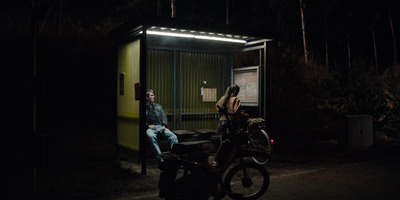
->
[146, 125, 178, 161]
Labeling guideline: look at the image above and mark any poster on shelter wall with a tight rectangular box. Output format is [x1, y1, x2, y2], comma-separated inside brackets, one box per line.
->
[202, 88, 217, 102]
[231, 66, 259, 106]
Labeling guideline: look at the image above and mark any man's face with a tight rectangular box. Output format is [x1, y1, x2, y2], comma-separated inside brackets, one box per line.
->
[147, 92, 155, 103]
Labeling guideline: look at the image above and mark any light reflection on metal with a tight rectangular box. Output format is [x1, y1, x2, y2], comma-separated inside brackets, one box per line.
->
[146, 30, 247, 44]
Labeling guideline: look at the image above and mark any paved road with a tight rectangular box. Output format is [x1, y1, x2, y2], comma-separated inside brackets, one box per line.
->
[260, 156, 400, 200]
[130, 155, 400, 200]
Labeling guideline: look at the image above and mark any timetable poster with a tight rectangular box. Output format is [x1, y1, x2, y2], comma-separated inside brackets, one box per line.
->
[232, 66, 259, 106]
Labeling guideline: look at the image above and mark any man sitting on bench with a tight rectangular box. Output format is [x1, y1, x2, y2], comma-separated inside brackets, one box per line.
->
[145, 89, 178, 162]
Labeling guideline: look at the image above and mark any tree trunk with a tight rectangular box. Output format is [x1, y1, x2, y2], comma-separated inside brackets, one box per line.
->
[157, 0, 162, 16]
[325, 9, 329, 70]
[299, 0, 308, 64]
[58, 0, 63, 36]
[389, 12, 398, 64]
[347, 33, 351, 69]
[39, 0, 57, 32]
[32, 0, 39, 194]
[372, 30, 379, 75]
[171, 0, 176, 18]
[346, 11, 352, 70]
[226, 0, 230, 25]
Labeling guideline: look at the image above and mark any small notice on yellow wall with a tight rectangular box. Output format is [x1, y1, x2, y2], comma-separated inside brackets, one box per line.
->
[202, 88, 217, 102]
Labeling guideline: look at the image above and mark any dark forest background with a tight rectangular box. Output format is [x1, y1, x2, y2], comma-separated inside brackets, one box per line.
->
[2, 0, 400, 198]
[3, 1, 400, 141]
[3, 0, 400, 178]
[3, 0, 400, 149]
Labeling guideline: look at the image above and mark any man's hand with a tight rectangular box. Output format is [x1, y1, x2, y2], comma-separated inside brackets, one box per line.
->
[160, 125, 166, 132]
[149, 125, 157, 130]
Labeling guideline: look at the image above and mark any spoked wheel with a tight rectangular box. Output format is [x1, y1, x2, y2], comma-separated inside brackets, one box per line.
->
[249, 129, 271, 165]
[224, 163, 270, 200]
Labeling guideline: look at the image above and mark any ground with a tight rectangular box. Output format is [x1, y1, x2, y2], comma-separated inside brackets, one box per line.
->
[30, 125, 160, 200]
[19, 124, 400, 200]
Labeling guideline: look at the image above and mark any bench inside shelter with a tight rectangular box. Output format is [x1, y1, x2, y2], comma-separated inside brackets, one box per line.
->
[147, 129, 221, 158]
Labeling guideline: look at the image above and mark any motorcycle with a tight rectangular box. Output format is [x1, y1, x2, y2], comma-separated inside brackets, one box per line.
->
[158, 111, 271, 200]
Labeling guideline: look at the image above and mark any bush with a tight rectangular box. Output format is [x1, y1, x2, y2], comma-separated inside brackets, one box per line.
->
[347, 70, 388, 130]
[269, 44, 336, 143]
[383, 64, 400, 131]
[268, 44, 394, 145]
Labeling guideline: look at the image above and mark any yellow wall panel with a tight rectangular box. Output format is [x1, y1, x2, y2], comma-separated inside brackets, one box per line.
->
[117, 39, 140, 151]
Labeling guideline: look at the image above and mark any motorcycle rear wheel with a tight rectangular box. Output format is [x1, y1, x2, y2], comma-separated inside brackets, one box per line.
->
[224, 163, 270, 200]
[249, 129, 271, 165]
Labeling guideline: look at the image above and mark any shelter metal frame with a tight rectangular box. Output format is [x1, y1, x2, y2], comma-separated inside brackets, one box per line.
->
[110, 21, 272, 174]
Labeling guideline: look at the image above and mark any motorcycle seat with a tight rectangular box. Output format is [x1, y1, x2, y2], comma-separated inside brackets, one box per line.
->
[172, 140, 214, 159]
[247, 118, 265, 124]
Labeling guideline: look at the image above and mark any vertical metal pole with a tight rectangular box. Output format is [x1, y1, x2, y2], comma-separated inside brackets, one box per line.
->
[114, 45, 119, 165]
[228, 54, 233, 86]
[264, 42, 271, 125]
[222, 54, 227, 94]
[173, 50, 176, 129]
[259, 49, 262, 117]
[140, 29, 148, 175]
[179, 51, 182, 129]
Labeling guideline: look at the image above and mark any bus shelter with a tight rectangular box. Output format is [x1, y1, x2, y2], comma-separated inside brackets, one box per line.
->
[109, 18, 273, 174]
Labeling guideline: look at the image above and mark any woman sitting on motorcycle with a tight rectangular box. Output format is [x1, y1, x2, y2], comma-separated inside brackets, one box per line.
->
[213, 85, 249, 170]
[215, 84, 248, 140]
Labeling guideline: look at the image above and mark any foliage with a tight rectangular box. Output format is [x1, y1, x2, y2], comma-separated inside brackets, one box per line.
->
[347, 69, 389, 129]
[383, 64, 400, 130]
[268, 43, 396, 144]
[269, 44, 336, 142]
[323, 63, 389, 131]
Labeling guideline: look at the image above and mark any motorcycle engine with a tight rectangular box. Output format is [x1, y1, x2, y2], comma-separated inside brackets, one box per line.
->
[175, 174, 220, 200]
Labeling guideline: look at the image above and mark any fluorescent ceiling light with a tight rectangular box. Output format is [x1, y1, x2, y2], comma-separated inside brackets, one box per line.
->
[147, 30, 246, 44]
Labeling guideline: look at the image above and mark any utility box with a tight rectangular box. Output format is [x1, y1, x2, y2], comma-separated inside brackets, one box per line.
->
[339, 115, 373, 150]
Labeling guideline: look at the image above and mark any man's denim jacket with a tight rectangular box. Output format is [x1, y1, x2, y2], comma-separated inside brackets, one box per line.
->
[146, 103, 168, 127]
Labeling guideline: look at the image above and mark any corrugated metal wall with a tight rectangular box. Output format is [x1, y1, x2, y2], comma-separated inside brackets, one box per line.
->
[146, 50, 175, 113]
[180, 52, 224, 130]
[147, 50, 227, 131]
[146, 50, 175, 128]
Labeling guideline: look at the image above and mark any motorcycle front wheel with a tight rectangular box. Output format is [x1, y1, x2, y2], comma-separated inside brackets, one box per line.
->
[224, 162, 270, 200]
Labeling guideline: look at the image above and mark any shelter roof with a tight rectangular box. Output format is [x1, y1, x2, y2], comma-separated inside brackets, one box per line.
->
[109, 17, 273, 52]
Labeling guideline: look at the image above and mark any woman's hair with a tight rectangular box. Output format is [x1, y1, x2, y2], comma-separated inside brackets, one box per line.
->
[217, 84, 240, 108]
